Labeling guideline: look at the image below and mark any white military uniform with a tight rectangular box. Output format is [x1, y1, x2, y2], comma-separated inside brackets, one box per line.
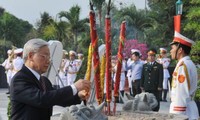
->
[12, 56, 24, 77]
[12, 49, 24, 78]
[126, 58, 134, 88]
[64, 59, 78, 85]
[170, 56, 199, 119]
[76, 53, 83, 71]
[75, 59, 83, 72]
[113, 60, 126, 91]
[57, 58, 68, 88]
[159, 57, 170, 89]
[2, 57, 13, 85]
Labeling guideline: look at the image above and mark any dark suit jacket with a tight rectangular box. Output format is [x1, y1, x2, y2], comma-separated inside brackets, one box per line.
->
[10, 65, 81, 120]
[140, 61, 163, 91]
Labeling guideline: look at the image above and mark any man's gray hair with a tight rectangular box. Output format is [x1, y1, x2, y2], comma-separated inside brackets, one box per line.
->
[23, 38, 49, 61]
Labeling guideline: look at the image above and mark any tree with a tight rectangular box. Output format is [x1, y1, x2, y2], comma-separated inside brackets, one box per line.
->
[0, 7, 5, 16]
[191, 40, 200, 65]
[146, 0, 176, 47]
[92, 0, 105, 27]
[43, 19, 68, 43]
[58, 5, 89, 51]
[36, 12, 52, 38]
[0, 12, 32, 46]
[114, 5, 153, 41]
[183, 0, 200, 41]
[124, 39, 148, 60]
[0, 11, 33, 59]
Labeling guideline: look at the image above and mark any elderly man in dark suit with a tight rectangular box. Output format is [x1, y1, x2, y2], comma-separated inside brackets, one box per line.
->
[10, 38, 90, 120]
[140, 48, 163, 112]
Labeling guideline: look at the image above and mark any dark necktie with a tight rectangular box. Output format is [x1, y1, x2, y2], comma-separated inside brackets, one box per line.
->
[40, 77, 46, 91]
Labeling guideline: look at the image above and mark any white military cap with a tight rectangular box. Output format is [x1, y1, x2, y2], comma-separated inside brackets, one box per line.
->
[159, 48, 167, 53]
[14, 48, 23, 54]
[63, 50, 68, 55]
[69, 50, 76, 56]
[77, 53, 83, 57]
[170, 31, 194, 47]
[131, 49, 142, 56]
[7, 50, 12, 54]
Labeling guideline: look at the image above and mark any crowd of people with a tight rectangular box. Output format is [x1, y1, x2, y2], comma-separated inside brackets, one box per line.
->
[56, 50, 84, 88]
[1, 39, 90, 120]
[1, 46, 84, 92]
[105, 31, 199, 119]
[1, 48, 24, 94]
[0, 31, 199, 120]
[111, 47, 167, 112]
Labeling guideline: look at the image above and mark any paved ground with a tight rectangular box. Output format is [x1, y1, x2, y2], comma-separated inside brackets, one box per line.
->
[0, 88, 170, 120]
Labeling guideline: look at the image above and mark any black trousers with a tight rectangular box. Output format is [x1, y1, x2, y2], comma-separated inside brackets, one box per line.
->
[131, 80, 141, 97]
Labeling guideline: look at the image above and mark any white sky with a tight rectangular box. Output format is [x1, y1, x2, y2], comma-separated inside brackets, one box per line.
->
[0, 0, 146, 26]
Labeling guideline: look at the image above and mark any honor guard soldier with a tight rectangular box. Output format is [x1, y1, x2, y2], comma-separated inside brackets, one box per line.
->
[12, 48, 24, 77]
[2, 50, 13, 94]
[57, 50, 68, 88]
[140, 48, 163, 111]
[113, 57, 127, 103]
[76, 53, 84, 71]
[158, 48, 171, 102]
[64, 50, 78, 85]
[169, 31, 199, 119]
[126, 49, 136, 96]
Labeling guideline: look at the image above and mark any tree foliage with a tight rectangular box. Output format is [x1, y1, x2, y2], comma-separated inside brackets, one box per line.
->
[1, 1, 200, 64]
[0, 10, 33, 60]
[36, 12, 52, 38]
[58, 5, 89, 51]
[146, 0, 176, 48]
[0, 12, 33, 47]
[183, 0, 200, 41]
[92, 0, 105, 27]
[191, 40, 200, 65]
[0, 7, 5, 16]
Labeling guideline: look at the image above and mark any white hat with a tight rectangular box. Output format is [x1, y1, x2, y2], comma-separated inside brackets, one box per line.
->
[63, 50, 68, 55]
[78, 53, 83, 57]
[131, 49, 142, 56]
[170, 31, 194, 47]
[14, 48, 23, 54]
[7, 50, 12, 54]
[159, 48, 167, 53]
[69, 50, 76, 56]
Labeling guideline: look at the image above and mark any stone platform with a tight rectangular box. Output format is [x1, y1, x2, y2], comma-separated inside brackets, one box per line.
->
[108, 111, 188, 120]
[51, 111, 188, 120]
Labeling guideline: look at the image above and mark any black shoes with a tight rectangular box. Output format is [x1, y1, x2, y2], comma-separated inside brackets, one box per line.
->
[162, 99, 167, 102]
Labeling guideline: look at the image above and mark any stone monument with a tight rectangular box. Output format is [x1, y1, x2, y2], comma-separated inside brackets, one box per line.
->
[51, 102, 108, 120]
[123, 92, 158, 111]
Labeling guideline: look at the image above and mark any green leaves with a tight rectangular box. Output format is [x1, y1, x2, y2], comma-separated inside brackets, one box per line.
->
[194, 77, 200, 101]
[58, 5, 89, 51]
[191, 41, 200, 64]
[184, 2, 200, 40]
[0, 12, 32, 46]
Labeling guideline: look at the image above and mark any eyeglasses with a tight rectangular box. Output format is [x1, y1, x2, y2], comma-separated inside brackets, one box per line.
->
[38, 53, 51, 60]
